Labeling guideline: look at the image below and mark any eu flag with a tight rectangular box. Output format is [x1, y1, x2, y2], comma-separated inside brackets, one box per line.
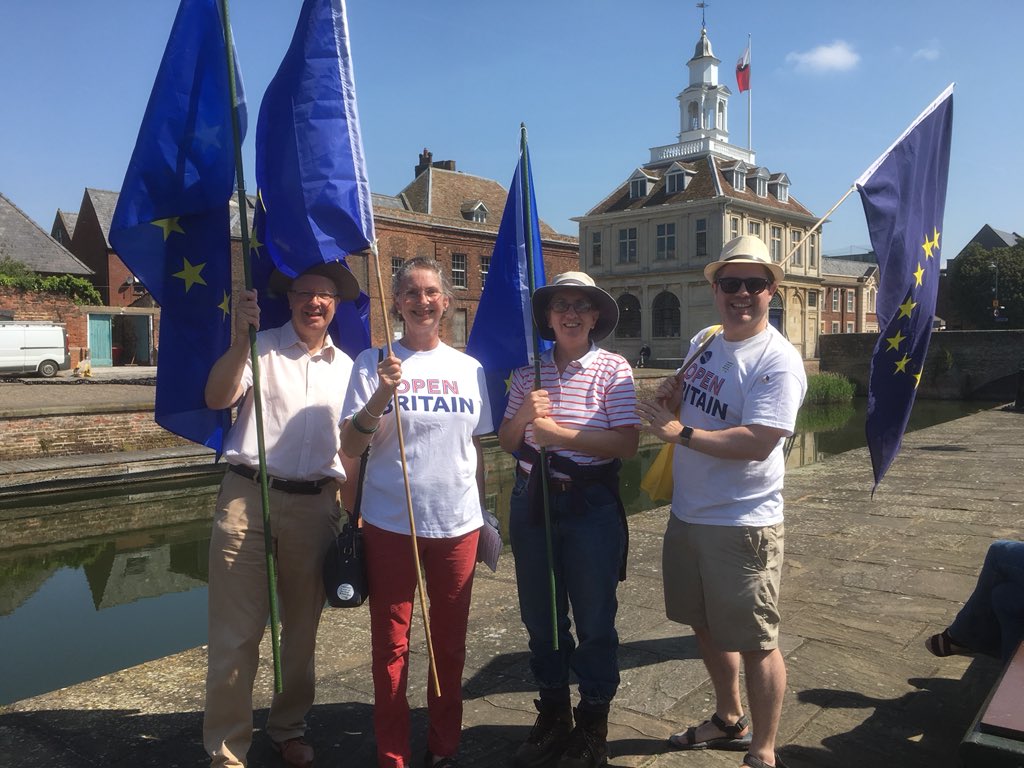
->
[250, 192, 371, 358]
[466, 138, 552, 425]
[857, 85, 953, 489]
[254, 0, 373, 359]
[109, 0, 245, 450]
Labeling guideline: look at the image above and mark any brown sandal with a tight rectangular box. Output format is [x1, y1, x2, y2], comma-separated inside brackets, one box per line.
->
[742, 752, 790, 768]
[668, 712, 752, 751]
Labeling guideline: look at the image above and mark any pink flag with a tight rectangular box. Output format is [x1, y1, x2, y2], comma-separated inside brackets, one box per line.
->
[736, 44, 751, 92]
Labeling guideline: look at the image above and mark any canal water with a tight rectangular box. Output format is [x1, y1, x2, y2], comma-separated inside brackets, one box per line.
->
[0, 399, 999, 705]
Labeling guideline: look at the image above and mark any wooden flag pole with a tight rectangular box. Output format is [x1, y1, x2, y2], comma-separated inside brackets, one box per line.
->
[368, 240, 441, 697]
[778, 184, 857, 272]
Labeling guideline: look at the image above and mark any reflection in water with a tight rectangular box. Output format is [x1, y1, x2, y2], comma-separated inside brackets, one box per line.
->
[0, 398, 999, 704]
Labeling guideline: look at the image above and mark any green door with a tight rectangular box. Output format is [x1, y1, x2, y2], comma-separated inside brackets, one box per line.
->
[89, 314, 113, 367]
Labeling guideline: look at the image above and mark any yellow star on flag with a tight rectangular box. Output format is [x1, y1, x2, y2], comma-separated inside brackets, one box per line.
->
[898, 297, 917, 319]
[218, 290, 231, 320]
[886, 330, 906, 351]
[504, 373, 514, 394]
[894, 354, 911, 374]
[933, 227, 941, 250]
[913, 263, 926, 287]
[250, 229, 264, 256]
[173, 257, 207, 293]
[921, 234, 935, 259]
[912, 369, 923, 389]
[152, 217, 185, 241]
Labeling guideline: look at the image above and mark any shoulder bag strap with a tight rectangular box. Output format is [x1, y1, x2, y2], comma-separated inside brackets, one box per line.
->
[351, 347, 386, 526]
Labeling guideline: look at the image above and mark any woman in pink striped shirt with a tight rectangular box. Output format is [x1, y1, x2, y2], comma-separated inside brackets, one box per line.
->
[498, 271, 639, 768]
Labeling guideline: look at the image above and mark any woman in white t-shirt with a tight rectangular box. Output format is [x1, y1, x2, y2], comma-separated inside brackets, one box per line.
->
[497, 271, 639, 768]
[340, 257, 493, 768]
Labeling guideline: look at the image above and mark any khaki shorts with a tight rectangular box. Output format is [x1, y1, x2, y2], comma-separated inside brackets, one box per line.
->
[662, 514, 784, 651]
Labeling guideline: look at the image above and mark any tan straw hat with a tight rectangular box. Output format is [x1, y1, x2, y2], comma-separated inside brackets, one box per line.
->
[531, 271, 619, 342]
[703, 235, 785, 284]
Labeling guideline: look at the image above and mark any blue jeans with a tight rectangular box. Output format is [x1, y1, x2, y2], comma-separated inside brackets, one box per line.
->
[509, 472, 625, 706]
[948, 540, 1024, 662]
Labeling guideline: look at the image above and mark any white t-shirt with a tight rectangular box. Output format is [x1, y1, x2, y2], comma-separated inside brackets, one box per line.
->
[672, 324, 807, 527]
[343, 341, 494, 538]
[223, 322, 352, 481]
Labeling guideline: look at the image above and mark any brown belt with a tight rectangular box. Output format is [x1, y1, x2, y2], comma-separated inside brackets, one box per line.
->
[228, 463, 333, 495]
[516, 464, 573, 493]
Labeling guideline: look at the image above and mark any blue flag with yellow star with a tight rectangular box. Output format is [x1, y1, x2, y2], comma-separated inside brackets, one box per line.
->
[109, 0, 245, 450]
[857, 84, 953, 489]
[253, 0, 372, 358]
[465, 138, 552, 426]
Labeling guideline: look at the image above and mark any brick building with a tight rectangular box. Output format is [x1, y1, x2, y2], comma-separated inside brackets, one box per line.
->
[53, 153, 578, 360]
[819, 253, 879, 340]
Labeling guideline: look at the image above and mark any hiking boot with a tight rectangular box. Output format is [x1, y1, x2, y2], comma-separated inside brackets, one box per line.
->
[556, 705, 608, 768]
[513, 698, 574, 768]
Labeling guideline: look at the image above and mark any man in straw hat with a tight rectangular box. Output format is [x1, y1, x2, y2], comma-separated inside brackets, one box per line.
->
[203, 260, 360, 768]
[637, 236, 806, 768]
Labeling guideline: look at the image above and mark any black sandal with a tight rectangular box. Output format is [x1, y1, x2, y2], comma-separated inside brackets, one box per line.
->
[424, 751, 461, 768]
[667, 712, 752, 751]
[925, 629, 969, 657]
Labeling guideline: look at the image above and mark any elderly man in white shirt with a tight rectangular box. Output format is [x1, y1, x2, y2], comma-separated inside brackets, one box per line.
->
[202, 261, 360, 768]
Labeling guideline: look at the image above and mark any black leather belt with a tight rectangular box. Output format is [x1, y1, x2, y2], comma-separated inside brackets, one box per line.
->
[516, 464, 573, 493]
[228, 464, 333, 495]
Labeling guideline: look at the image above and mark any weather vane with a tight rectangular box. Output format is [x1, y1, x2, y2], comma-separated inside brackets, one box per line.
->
[697, 2, 708, 29]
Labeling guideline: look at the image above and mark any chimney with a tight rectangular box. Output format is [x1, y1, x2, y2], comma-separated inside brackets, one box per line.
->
[415, 148, 433, 179]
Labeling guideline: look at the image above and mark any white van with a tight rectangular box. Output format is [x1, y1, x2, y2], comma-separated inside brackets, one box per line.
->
[0, 322, 71, 378]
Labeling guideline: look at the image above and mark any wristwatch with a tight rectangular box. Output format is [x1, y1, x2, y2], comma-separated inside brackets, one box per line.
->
[678, 425, 694, 447]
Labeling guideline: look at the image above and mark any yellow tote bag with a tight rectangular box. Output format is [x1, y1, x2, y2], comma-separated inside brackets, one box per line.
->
[640, 441, 675, 502]
[639, 325, 722, 503]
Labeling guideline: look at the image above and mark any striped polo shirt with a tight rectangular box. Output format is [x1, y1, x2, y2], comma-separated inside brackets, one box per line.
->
[505, 344, 639, 477]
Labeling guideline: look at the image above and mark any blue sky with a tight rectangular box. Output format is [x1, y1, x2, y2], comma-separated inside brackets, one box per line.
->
[2, 0, 1020, 264]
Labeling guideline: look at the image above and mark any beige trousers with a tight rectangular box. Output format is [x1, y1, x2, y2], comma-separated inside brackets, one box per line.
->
[203, 470, 341, 767]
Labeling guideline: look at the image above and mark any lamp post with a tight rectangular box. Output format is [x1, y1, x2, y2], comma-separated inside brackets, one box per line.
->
[990, 261, 1006, 323]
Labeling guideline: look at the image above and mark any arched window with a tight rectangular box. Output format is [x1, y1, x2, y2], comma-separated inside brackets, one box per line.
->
[616, 293, 641, 338]
[688, 102, 699, 130]
[652, 291, 680, 338]
[717, 101, 726, 131]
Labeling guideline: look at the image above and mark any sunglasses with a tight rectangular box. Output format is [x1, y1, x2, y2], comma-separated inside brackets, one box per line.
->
[715, 277, 771, 295]
[549, 299, 594, 314]
[289, 290, 339, 301]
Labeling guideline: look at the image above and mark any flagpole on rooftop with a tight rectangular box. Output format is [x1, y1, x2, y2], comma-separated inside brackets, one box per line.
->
[369, 240, 442, 697]
[219, 0, 284, 693]
[519, 124, 559, 651]
[747, 33, 752, 151]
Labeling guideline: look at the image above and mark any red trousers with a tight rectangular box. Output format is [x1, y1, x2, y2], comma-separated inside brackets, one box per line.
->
[364, 523, 480, 767]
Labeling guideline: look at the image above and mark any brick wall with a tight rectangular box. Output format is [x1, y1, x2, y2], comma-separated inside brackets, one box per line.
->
[0, 409, 189, 461]
[0, 286, 89, 366]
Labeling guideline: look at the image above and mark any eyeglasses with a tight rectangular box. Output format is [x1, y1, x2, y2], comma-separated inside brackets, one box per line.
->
[402, 287, 444, 300]
[289, 290, 339, 302]
[548, 299, 594, 314]
[715, 277, 771, 295]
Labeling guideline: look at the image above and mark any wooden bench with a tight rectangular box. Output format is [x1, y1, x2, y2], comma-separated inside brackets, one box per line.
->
[960, 640, 1024, 767]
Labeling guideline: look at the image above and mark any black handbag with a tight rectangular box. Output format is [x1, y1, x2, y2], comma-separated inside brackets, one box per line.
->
[323, 444, 370, 608]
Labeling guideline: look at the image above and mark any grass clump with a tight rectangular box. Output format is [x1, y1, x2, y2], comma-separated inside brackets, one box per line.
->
[804, 372, 855, 405]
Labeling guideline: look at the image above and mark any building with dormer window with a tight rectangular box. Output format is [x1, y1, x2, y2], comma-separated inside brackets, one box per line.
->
[574, 25, 823, 362]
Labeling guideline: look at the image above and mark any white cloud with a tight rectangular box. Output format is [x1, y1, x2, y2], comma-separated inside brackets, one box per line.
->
[913, 40, 941, 61]
[786, 40, 860, 73]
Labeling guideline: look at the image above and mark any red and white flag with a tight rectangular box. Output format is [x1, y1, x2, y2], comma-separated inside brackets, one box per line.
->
[736, 44, 751, 92]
